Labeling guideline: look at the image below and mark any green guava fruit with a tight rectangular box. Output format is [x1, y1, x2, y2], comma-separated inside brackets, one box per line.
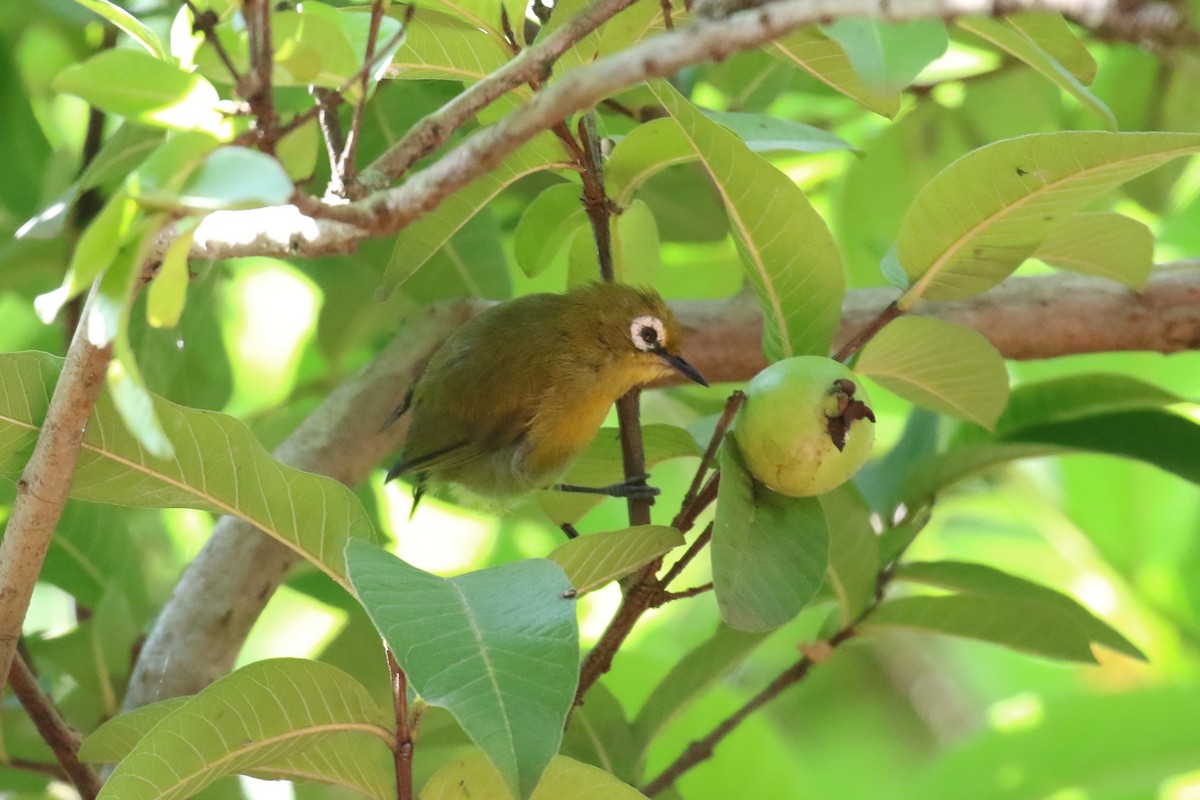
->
[732, 356, 876, 497]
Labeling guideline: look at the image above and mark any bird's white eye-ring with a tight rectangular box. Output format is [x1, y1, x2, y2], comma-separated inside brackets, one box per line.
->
[631, 315, 666, 352]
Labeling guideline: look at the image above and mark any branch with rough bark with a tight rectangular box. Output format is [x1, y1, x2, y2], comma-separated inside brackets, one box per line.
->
[124, 262, 1200, 707]
[190, 0, 1186, 262]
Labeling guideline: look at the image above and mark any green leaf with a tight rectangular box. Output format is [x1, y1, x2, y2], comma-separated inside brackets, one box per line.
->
[855, 316, 1010, 429]
[649, 81, 844, 361]
[995, 373, 1181, 435]
[820, 484, 879, 623]
[514, 183, 588, 278]
[40, 501, 146, 610]
[902, 442, 1064, 507]
[607, 119, 697, 208]
[895, 560, 1143, 659]
[712, 439, 830, 632]
[80, 698, 189, 762]
[769, 27, 901, 118]
[902, 687, 1200, 800]
[71, 0, 167, 58]
[384, 134, 568, 294]
[896, 132, 1200, 304]
[169, 146, 294, 211]
[821, 19, 947, 95]
[95, 659, 392, 800]
[957, 16, 1114, 129]
[547, 525, 684, 595]
[702, 111, 855, 155]
[854, 408, 939, 516]
[422, 752, 649, 800]
[411, 0, 505, 43]
[868, 594, 1098, 662]
[1006, 12, 1097, 84]
[125, 130, 221, 207]
[1032, 212, 1154, 287]
[536, 424, 703, 525]
[387, 9, 510, 82]
[346, 541, 578, 799]
[0, 352, 374, 586]
[630, 623, 768, 766]
[561, 682, 637, 781]
[53, 49, 227, 134]
[146, 226, 193, 328]
[610, 199, 661, 285]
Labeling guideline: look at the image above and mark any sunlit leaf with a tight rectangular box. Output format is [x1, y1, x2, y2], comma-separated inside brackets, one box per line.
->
[547, 525, 684, 595]
[957, 16, 1114, 129]
[422, 752, 649, 800]
[712, 439, 829, 632]
[769, 27, 901, 118]
[94, 659, 392, 800]
[856, 316, 1010, 429]
[649, 81, 844, 361]
[387, 9, 510, 82]
[171, 147, 294, 211]
[0, 352, 375, 586]
[1006, 11, 1097, 83]
[146, 225, 193, 328]
[346, 541, 578, 799]
[895, 560, 1143, 659]
[995, 373, 1181, 434]
[53, 49, 227, 134]
[895, 132, 1200, 304]
[1033, 212, 1153, 287]
[70, 0, 167, 58]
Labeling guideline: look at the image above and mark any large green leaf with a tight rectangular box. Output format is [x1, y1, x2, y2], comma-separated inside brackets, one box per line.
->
[994, 372, 1181, 435]
[411, 0, 506, 43]
[1032, 212, 1154, 288]
[561, 681, 638, 782]
[895, 560, 1142, 659]
[903, 687, 1200, 800]
[1006, 12, 1096, 83]
[53, 48, 227, 134]
[0, 352, 374, 586]
[895, 132, 1200, 304]
[94, 659, 392, 800]
[712, 440, 829, 632]
[607, 119, 697, 207]
[384, 134, 569, 294]
[389, 10, 512, 82]
[346, 541, 579, 799]
[855, 316, 1010, 429]
[821, 19, 947, 95]
[422, 753, 649, 799]
[547, 525, 684, 595]
[514, 183, 588, 278]
[957, 16, 1114, 129]
[769, 27, 901, 118]
[649, 81, 844, 361]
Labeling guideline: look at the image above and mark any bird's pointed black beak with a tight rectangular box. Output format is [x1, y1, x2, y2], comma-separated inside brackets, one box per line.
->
[660, 352, 709, 387]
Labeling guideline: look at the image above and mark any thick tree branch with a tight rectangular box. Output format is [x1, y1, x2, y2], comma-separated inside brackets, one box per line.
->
[124, 299, 486, 709]
[124, 263, 1200, 706]
[192, 0, 1179, 261]
[0, 289, 112, 692]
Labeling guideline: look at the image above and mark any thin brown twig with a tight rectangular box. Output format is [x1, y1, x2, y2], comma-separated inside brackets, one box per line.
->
[832, 300, 903, 363]
[9, 654, 103, 799]
[659, 520, 713, 589]
[657, 581, 713, 603]
[336, 0, 390, 197]
[387, 649, 414, 800]
[672, 391, 744, 528]
[181, 0, 241, 83]
[5, 758, 69, 781]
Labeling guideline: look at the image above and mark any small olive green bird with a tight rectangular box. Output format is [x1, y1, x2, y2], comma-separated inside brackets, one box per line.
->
[385, 283, 708, 507]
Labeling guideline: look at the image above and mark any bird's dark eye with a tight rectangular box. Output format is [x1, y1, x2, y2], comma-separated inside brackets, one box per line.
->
[630, 315, 667, 353]
[639, 326, 658, 345]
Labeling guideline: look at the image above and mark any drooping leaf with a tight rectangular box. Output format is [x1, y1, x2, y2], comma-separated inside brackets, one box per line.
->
[422, 753, 649, 800]
[630, 623, 769, 767]
[80, 699, 189, 762]
[957, 15, 1114, 129]
[769, 27, 901, 118]
[649, 81, 844, 361]
[548, 525, 684, 595]
[1032, 212, 1154, 288]
[0, 352, 375, 586]
[712, 439, 829, 632]
[53, 49, 227, 134]
[537, 424, 702, 525]
[346, 541, 578, 799]
[895, 560, 1143, 659]
[855, 316, 1010, 429]
[895, 132, 1200, 304]
[146, 224, 193, 328]
[514, 183, 588, 278]
[821, 18, 947, 95]
[93, 659, 392, 800]
[384, 134, 569, 294]
[607, 119, 697, 207]
[1006, 11, 1097, 83]
[820, 484, 879, 623]
[70, 0, 167, 58]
